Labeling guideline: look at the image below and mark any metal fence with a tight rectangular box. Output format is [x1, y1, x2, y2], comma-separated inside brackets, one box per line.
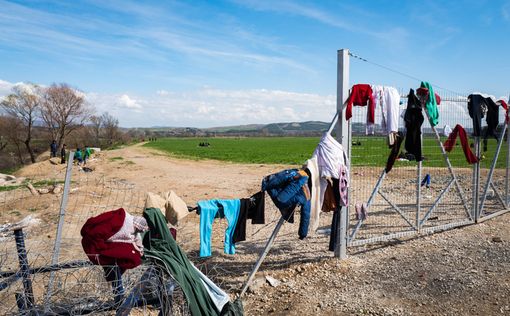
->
[336, 49, 509, 250]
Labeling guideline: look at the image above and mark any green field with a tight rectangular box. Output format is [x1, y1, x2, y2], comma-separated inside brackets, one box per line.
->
[143, 136, 508, 168]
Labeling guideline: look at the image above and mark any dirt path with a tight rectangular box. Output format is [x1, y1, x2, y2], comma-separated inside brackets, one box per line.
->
[5, 143, 510, 315]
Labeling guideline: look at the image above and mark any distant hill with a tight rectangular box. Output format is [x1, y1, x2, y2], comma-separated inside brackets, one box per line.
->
[129, 121, 333, 137]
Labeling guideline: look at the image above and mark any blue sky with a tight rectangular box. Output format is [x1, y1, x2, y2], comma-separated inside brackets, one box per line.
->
[0, 0, 509, 127]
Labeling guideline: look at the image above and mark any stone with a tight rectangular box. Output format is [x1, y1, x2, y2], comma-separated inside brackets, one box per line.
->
[266, 275, 281, 287]
[492, 237, 503, 243]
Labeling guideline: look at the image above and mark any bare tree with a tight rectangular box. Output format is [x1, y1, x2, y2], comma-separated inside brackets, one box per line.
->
[0, 116, 26, 164]
[0, 84, 41, 163]
[40, 83, 93, 148]
[89, 114, 103, 145]
[101, 112, 120, 146]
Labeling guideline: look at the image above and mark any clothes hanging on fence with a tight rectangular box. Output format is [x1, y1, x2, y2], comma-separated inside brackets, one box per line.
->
[467, 93, 499, 138]
[443, 124, 479, 164]
[192, 265, 230, 312]
[417, 82, 440, 126]
[81, 208, 147, 273]
[321, 179, 337, 212]
[385, 131, 404, 173]
[404, 89, 424, 161]
[232, 191, 266, 243]
[496, 99, 509, 123]
[327, 178, 341, 252]
[142, 207, 227, 316]
[305, 156, 321, 233]
[372, 85, 400, 135]
[198, 199, 240, 257]
[262, 169, 311, 239]
[312, 133, 349, 211]
[345, 84, 375, 127]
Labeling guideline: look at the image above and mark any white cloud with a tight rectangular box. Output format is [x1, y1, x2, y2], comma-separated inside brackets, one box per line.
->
[156, 90, 169, 96]
[117, 94, 142, 110]
[84, 86, 336, 127]
[503, 3, 510, 21]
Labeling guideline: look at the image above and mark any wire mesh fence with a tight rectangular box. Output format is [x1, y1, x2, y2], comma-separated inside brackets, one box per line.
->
[346, 88, 509, 246]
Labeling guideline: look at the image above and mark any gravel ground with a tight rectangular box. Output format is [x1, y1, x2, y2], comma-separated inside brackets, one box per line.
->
[1, 144, 509, 315]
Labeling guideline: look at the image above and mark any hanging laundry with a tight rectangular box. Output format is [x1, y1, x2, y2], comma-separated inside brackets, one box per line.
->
[81, 208, 148, 273]
[338, 164, 349, 207]
[262, 169, 311, 239]
[443, 125, 453, 137]
[232, 191, 265, 244]
[467, 93, 499, 138]
[312, 133, 349, 209]
[443, 124, 479, 164]
[420, 174, 431, 188]
[305, 156, 321, 233]
[385, 131, 404, 173]
[321, 179, 337, 212]
[417, 82, 440, 126]
[142, 208, 237, 316]
[345, 84, 375, 127]
[198, 199, 240, 257]
[496, 98, 509, 123]
[354, 203, 368, 221]
[404, 89, 424, 161]
[372, 85, 400, 135]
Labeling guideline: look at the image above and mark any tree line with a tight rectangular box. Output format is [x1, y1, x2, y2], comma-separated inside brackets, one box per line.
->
[0, 83, 125, 170]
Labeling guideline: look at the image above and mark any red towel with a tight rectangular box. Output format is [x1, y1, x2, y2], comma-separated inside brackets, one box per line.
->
[345, 84, 375, 124]
[443, 124, 478, 164]
[81, 208, 142, 272]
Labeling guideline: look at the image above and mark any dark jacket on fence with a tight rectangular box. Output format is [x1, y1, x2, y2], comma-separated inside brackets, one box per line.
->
[404, 89, 424, 161]
[262, 169, 311, 239]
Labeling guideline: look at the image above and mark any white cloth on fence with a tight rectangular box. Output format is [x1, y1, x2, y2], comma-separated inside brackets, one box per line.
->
[443, 124, 452, 137]
[192, 265, 230, 312]
[305, 156, 321, 233]
[312, 133, 349, 209]
[372, 85, 400, 135]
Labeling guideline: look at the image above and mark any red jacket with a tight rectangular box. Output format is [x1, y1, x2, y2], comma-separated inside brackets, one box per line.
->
[345, 84, 375, 124]
[81, 208, 141, 272]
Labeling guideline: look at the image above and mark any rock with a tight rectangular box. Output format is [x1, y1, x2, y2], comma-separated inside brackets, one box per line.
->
[247, 276, 266, 294]
[49, 158, 60, 165]
[266, 276, 281, 287]
[52, 185, 63, 194]
[492, 237, 503, 243]
[26, 183, 40, 195]
[37, 188, 50, 194]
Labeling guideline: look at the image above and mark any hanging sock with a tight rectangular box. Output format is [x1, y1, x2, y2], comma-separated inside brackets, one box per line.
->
[420, 174, 431, 188]
[385, 131, 404, 173]
[443, 124, 479, 164]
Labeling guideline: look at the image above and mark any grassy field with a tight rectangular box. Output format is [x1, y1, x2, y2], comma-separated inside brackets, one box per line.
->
[143, 136, 508, 168]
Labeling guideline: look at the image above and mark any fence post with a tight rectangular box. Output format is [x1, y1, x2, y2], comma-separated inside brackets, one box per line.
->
[334, 49, 350, 259]
[506, 121, 510, 207]
[45, 151, 75, 310]
[473, 137, 480, 221]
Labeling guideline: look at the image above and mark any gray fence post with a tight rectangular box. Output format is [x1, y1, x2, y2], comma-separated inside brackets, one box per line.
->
[473, 137, 481, 221]
[45, 151, 75, 310]
[506, 122, 510, 207]
[334, 49, 350, 259]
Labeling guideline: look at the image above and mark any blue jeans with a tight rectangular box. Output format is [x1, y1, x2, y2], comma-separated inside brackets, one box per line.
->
[262, 169, 311, 239]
